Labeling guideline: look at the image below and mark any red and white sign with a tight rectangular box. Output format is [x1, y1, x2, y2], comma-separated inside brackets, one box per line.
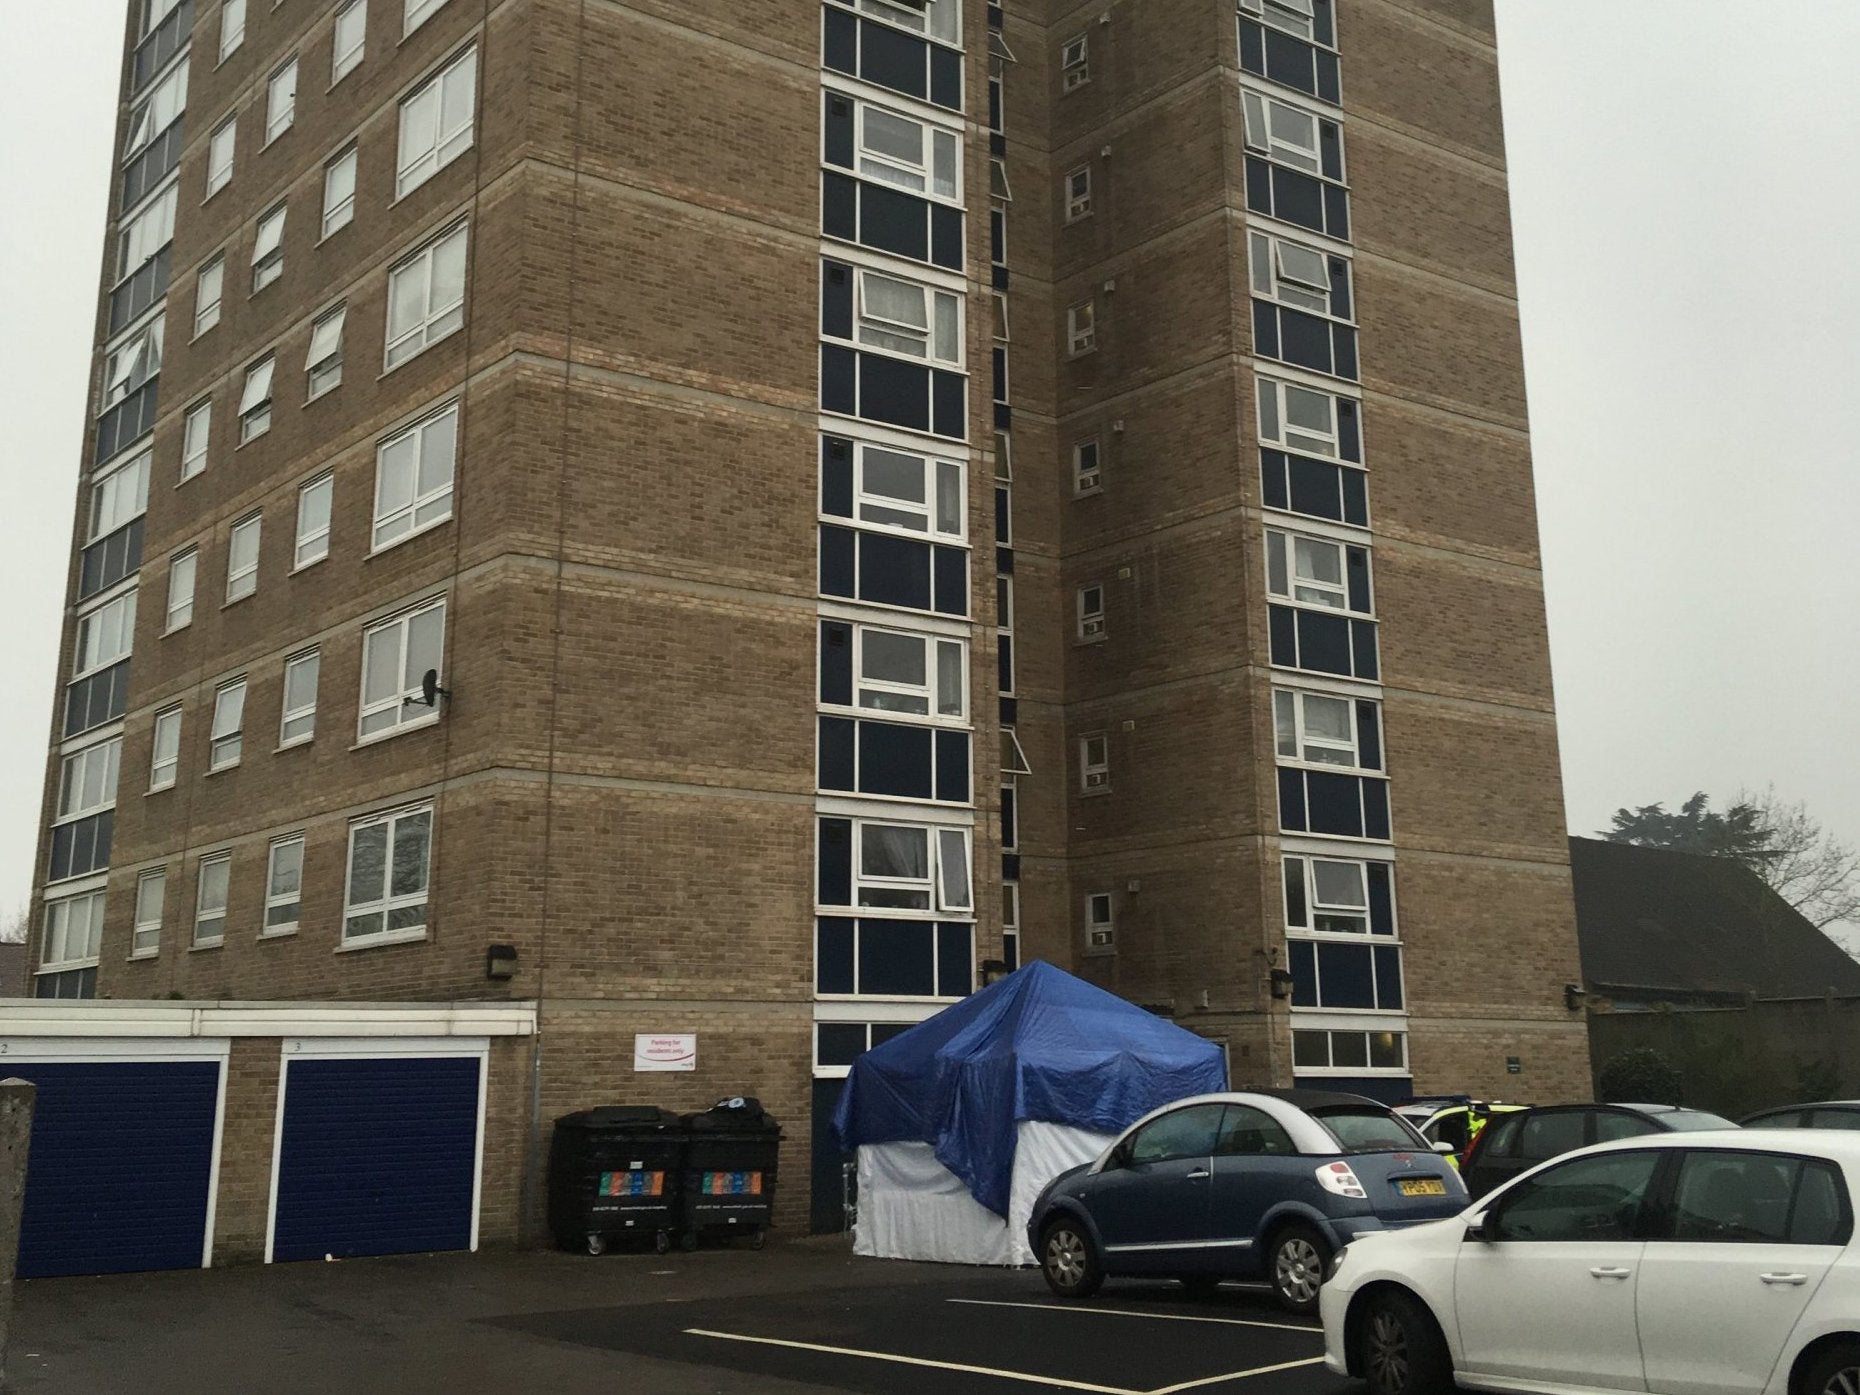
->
[633, 1034, 697, 1072]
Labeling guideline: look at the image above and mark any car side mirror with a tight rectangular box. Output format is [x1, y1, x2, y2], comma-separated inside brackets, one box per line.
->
[1464, 1217, 1492, 1243]
[1432, 1141, 1457, 1156]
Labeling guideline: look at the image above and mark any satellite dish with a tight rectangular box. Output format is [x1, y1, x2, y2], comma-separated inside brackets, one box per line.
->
[421, 669, 443, 707]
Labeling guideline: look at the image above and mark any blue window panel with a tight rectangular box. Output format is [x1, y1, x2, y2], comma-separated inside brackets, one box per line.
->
[859, 720, 935, 799]
[996, 546, 1013, 576]
[821, 261, 854, 338]
[859, 920, 936, 996]
[79, 518, 144, 601]
[1363, 780, 1392, 840]
[1283, 857, 1308, 928]
[1374, 945, 1404, 1010]
[95, 378, 158, 464]
[988, 80, 1002, 132]
[937, 923, 973, 998]
[818, 817, 853, 905]
[1245, 157, 1350, 241]
[932, 369, 966, 439]
[1315, 50, 1340, 103]
[1268, 605, 1298, 667]
[1304, 771, 1365, 838]
[48, 811, 113, 882]
[271, 1056, 480, 1263]
[989, 210, 1005, 265]
[929, 46, 962, 109]
[1338, 399, 1362, 462]
[992, 346, 1008, 404]
[990, 130, 1006, 157]
[1261, 450, 1291, 511]
[1267, 450, 1369, 528]
[994, 485, 1010, 540]
[860, 353, 933, 434]
[1356, 702, 1382, 772]
[998, 695, 1017, 727]
[862, 19, 930, 101]
[821, 345, 857, 416]
[1278, 767, 1308, 832]
[1239, 18, 1265, 74]
[1351, 620, 1380, 681]
[861, 530, 934, 610]
[933, 544, 968, 615]
[819, 622, 854, 704]
[1289, 940, 1318, 1008]
[818, 715, 857, 791]
[1319, 125, 1344, 182]
[1346, 550, 1371, 612]
[1244, 157, 1273, 217]
[817, 917, 857, 995]
[1330, 259, 1353, 321]
[821, 436, 855, 518]
[13, 1059, 219, 1278]
[1002, 852, 1020, 881]
[817, 1022, 865, 1067]
[1295, 608, 1352, 676]
[64, 660, 132, 738]
[822, 171, 858, 243]
[1253, 301, 1280, 360]
[823, 92, 856, 168]
[823, 5, 859, 76]
[1312, 0, 1336, 47]
[992, 263, 1009, 291]
[996, 633, 1014, 693]
[1324, 185, 1351, 241]
[935, 729, 970, 804]
[931, 205, 963, 271]
[1367, 863, 1395, 935]
[1265, 27, 1316, 96]
[1317, 942, 1377, 1009]
[862, 184, 933, 264]
[872, 1021, 913, 1047]
[1298, 1075, 1412, 1105]
[820, 524, 856, 599]
[993, 402, 1012, 432]
[1341, 468, 1369, 527]
[1270, 606, 1376, 681]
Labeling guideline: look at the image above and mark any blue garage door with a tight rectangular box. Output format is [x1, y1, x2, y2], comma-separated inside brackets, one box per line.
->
[271, 1055, 481, 1263]
[14, 1059, 222, 1279]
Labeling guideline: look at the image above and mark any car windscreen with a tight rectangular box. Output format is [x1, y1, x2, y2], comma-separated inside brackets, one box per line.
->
[1661, 1109, 1737, 1131]
[1311, 1107, 1430, 1154]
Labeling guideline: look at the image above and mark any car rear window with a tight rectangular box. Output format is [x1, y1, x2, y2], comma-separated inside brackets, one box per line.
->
[1662, 1109, 1736, 1131]
[1312, 1107, 1428, 1154]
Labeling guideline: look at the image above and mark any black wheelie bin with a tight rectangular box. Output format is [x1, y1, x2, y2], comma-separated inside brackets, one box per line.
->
[679, 1097, 783, 1249]
[548, 1106, 685, 1255]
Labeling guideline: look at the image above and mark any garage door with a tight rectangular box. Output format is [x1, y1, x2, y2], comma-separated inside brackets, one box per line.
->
[270, 1052, 482, 1263]
[11, 1056, 224, 1279]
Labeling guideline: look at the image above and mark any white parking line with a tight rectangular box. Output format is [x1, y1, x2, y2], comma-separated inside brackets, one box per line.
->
[946, 1298, 1320, 1335]
[1146, 1357, 1328, 1393]
[683, 1328, 1145, 1393]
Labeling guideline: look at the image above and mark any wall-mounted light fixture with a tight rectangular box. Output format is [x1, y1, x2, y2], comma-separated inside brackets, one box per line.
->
[1268, 967, 1296, 1000]
[485, 944, 518, 981]
[1563, 983, 1588, 1011]
[980, 958, 1010, 988]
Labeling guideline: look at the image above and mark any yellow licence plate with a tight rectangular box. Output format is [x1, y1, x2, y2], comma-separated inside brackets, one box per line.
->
[1397, 1177, 1448, 1197]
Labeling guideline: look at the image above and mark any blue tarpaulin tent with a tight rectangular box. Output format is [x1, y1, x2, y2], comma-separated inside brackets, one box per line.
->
[833, 961, 1227, 1225]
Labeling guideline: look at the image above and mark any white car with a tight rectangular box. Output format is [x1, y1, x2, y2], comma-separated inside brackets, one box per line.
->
[1320, 1130, 1860, 1395]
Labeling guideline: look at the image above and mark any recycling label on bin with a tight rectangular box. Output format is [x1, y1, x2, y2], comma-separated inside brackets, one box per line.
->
[599, 1170, 664, 1197]
[700, 1171, 762, 1196]
[633, 1034, 697, 1071]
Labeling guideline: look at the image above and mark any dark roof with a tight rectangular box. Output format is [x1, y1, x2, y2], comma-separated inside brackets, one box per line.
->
[1568, 836, 1860, 1000]
[1251, 1087, 1387, 1112]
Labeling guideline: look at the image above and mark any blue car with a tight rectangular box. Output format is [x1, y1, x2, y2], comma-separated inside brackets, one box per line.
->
[1026, 1089, 1467, 1314]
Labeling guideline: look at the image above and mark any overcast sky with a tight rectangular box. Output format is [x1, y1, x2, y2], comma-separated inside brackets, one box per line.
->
[0, 4, 1855, 931]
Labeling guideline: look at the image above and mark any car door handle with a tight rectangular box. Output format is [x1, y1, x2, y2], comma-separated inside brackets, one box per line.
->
[1589, 1267, 1632, 1280]
[1760, 1273, 1808, 1286]
[1185, 1170, 1211, 1181]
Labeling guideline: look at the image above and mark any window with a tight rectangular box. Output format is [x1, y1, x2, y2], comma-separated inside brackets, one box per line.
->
[839, 819, 971, 913]
[1283, 854, 1394, 936]
[1243, 91, 1330, 176]
[322, 145, 357, 238]
[57, 738, 121, 825]
[1085, 892, 1114, 952]
[1068, 301, 1096, 356]
[853, 98, 959, 201]
[164, 549, 196, 632]
[1061, 34, 1089, 90]
[103, 320, 164, 407]
[1266, 528, 1368, 611]
[265, 59, 298, 145]
[252, 203, 285, 291]
[306, 304, 346, 398]
[133, 869, 165, 956]
[194, 853, 230, 946]
[1079, 732, 1109, 791]
[358, 597, 446, 739]
[125, 63, 188, 158]
[39, 892, 104, 996]
[996, 575, 1015, 695]
[1073, 440, 1102, 495]
[372, 402, 457, 548]
[142, 0, 185, 37]
[209, 679, 245, 770]
[226, 513, 261, 601]
[826, 622, 966, 720]
[827, 436, 965, 540]
[238, 355, 274, 441]
[1076, 584, 1105, 641]
[344, 805, 432, 941]
[264, 836, 304, 934]
[1274, 689, 1379, 770]
[855, 0, 960, 45]
[990, 156, 1012, 201]
[1240, 0, 1320, 43]
[854, 269, 961, 366]
[193, 256, 224, 336]
[1291, 1026, 1407, 1072]
[73, 591, 137, 677]
[181, 400, 211, 480]
[1257, 375, 1353, 461]
[1001, 780, 1018, 852]
[1250, 230, 1348, 318]
[218, 0, 246, 61]
[404, 0, 447, 35]
[295, 474, 333, 568]
[396, 47, 477, 197]
[89, 453, 151, 542]
[207, 117, 236, 196]
[1002, 880, 1020, 967]
[385, 222, 468, 368]
[1065, 166, 1091, 222]
[1489, 1150, 1659, 1243]
[149, 705, 182, 789]
[332, 0, 367, 82]
[280, 650, 320, 746]
[1124, 1104, 1229, 1165]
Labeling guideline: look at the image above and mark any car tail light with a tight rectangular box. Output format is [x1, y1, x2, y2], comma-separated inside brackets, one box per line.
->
[1316, 1161, 1367, 1199]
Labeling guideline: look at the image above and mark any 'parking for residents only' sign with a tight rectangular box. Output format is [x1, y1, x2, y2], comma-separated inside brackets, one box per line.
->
[634, 1034, 698, 1072]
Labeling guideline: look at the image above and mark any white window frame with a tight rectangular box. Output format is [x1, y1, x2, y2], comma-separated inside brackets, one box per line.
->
[853, 268, 963, 367]
[343, 804, 433, 943]
[264, 58, 298, 146]
[1265, 527, 1360, 612]
[1061, 34, 1089, 90]
[1072, 439, 1102, 495]
[102, 318, 164, 407]
[219, 0, 246, 62]
[1273, 687, 1377, 771]
[72, 591, 137, 679]
[990, 157, 1012, 202]
[238, 355, 275, 442]
[384, 222, 468, 368]
[842, 818, 973, 916]
[40, 891, 105, 976]
[279, 649, 320, 747]
[372, 401, 458, 550]
[306, 303, 346, 398]
[56, 737, 121, 825]
[194, 853, 230, 946]
[1068, 300, 1096, 356]
[357, 596, 447, 741]
[1085, 892, 1115, 952]
[332, 0, 367, 82]
[849, 97, 960, 204]
[207, 116, 236, 197]
[322, 145, 357, 239]
[1257, 373, 1349, 461]
[181, 400, 211, 480]
[1249, 229, 1346, 319]
[832, 437, 966, 542]
[1065, 165, 1092, 223]
[164, 549, 196, 633]
[252, 203, 285, 291]
[1079, 732, 1109, 792]
[396, 46, 478, 198]
[209, 678, 246, 771]
[854, 0, 959, 45]
[125, 61, 188, 158]
[89, 452, 151, 543]
[1239, 0, 1323, 46]
[132, 868, 166, 957]
[225, 513, 261, 602]
[1291, 1024, 1409, 1075]
[295, 473, 333, 569]
[838, 622, 967, 723]
[1076, 584, 1105, 642]
[404, 0, 447, 36]
[193, 255, 224, 336]
[1242, 89, 1335, 179]
[142, 0, 185, 39]
[1283, 853, 1391, 939]
[149, 705, 182, 790]
[264, 835, 304, 935]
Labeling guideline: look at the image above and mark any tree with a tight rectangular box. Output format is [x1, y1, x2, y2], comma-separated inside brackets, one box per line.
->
[1600, 791, 1776, 869]
[1597, 1047, 1682, 1105]
[0, 903, 25, 945]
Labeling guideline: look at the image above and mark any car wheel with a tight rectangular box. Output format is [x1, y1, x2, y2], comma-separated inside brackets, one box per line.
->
[1039, 1217, 1104, 1300]
[1354, 1288, 1453, 1395]
[1175, 1275, 1221, 1299]
[1267, 1223, 1330, 1315]
[1802, 1341, 1860, 1395]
